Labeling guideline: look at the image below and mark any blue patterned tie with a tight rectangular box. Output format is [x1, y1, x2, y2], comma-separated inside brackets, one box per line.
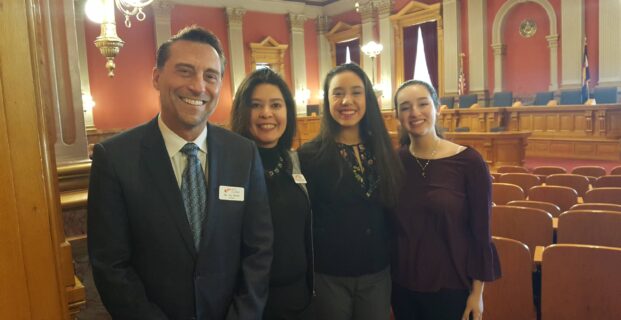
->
[180, 143, 207, 250]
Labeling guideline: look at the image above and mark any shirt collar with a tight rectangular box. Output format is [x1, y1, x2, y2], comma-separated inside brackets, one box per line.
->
[158, 114, 208, 158]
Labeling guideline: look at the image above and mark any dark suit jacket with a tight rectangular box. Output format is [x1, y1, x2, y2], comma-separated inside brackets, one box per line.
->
[87, 117, 273, 320]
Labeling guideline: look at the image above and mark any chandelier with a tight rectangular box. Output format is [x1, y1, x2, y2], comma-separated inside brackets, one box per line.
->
[85, 0, 155, 77]
[360, 41, 383, 84]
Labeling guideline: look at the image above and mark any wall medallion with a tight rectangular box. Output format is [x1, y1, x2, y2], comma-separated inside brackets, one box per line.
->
[519, 19, 537, 38]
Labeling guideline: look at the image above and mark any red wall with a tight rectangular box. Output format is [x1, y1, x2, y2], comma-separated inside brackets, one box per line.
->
[585, 0, 599, 86]
[85, 7, 159, 130]
[503, 2, 551, 96]
[243, 11, 292, 88]
[171, 5, 231, 124]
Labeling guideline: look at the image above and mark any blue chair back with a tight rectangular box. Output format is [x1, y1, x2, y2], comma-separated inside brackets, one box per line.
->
[493, 91, 513, 107]
[459, 94, 478, 108]
[534, 91, 554, 105]
[594, 87, 618, 104]
[560, 89, 584, 105]
[440, 96, 455, 109]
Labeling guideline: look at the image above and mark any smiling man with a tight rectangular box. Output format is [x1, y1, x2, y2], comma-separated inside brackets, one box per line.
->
[87, 26, 273, 320]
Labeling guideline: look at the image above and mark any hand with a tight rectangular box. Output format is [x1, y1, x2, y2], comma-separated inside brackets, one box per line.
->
[461, 290, 483, 320]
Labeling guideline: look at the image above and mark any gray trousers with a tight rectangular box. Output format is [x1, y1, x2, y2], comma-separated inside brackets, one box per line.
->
[313, 267, 391, 320]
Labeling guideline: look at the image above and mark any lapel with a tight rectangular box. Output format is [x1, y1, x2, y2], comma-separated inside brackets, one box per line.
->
[141, 118, 197, 259]
[200, 123, 224, 253]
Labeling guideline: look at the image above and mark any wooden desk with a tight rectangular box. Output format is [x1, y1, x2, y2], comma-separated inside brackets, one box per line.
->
[505, 104, 621, 160]
[443, 131, 532, 169]
[438, 107, 507, 132]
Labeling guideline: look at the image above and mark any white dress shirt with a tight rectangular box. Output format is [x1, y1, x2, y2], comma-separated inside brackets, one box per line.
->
[158, 115, 208, 188]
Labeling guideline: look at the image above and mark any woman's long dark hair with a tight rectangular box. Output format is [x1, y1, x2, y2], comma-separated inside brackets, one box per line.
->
[393, 79, 444, 146]
[230, 68, 297, 150]
[311, 63, 402, 207]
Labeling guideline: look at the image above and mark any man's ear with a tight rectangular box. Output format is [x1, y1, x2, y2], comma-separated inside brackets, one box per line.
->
[152, 67, 160, 90]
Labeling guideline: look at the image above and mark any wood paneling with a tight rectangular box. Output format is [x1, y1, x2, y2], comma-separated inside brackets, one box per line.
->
[444, 132, 531, 168]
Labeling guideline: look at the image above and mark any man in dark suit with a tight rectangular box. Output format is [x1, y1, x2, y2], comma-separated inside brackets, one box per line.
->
[87, 26, 273, 319]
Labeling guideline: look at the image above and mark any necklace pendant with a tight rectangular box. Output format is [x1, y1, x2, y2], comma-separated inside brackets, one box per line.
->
[421, 172, 426, 178]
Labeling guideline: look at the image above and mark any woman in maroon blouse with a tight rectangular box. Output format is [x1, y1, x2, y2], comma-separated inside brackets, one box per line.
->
[391, 80, 501, 320]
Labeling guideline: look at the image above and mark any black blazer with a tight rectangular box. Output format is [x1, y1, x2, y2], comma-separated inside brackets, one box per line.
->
[87, 117, 273, 320]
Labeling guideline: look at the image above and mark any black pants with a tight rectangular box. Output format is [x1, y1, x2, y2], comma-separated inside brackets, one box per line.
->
[391, 283, 470, 320]
[263, 276, 312, 320]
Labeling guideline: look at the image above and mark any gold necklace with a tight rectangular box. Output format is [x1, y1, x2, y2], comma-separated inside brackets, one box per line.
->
[410, 139, 440, 178]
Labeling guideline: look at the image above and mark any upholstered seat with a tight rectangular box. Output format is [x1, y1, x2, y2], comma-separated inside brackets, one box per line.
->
[492, 91, 513, 107]
[533, 91, 554, 105]
[439, 96, 455, 109]
[593, 86, 618, 104]
[458, 94, 478, 109]
[559, 89, 584, 105]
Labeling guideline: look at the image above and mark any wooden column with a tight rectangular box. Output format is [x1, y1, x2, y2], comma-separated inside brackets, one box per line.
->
[0, 0, 83, 318]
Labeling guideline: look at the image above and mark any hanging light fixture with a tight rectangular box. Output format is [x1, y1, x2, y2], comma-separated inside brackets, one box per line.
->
[85, 0, 154, 77]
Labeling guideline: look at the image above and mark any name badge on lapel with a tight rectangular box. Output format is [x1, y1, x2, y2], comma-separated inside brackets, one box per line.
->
[219, 186, 245, 201]
[292, 174, 307, 184]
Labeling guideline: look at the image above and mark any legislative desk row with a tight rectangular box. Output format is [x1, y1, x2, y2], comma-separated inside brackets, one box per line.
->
[294, 104, 621, 166]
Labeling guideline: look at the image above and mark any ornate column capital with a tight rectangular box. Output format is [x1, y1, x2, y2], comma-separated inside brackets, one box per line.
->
[316, 15, 331, 34]
[374, 0, 392, 18]
[288, 13, 307, 33]
[491, 43, 506, 56]
[546, 34, 559, 48]
[226, 7, 246, 28]
[152, 0, 174, 18]
[358, 2, 375, 23]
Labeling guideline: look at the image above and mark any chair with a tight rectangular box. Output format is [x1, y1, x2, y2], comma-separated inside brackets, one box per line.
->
[492, 183, 525, 205]
[583, 187, 621, 205]
[593, 86, 618, 104]
[492, 91, 513, 107]
[306, 104, 320, 116]
[528, 185, 578, 212]
[544, 174, 590, 197]
[533, 91, 554, 106]
[498, 173, 541, 194]
[541, 244, 621, 319]
[458, 94, 478, 109]
[490, 172, 502, 181]
[439, 96, 455, 109]
[571, 166, 606, 184]
[557, 210, 621, 247]
[570, 202, 621, 212]
[454, 126, 470, 132]
[559, 89, 584, 105]
[496, 165, 529, 174]
[489, 126, 506, 132]
[611, 165, 621, 175]
[508, 200, 562, 217]
[491, 205, 554, 258]
[593, 175, 621, 188]
[531, 166, 567, 176]
[483, 237, 537, 320]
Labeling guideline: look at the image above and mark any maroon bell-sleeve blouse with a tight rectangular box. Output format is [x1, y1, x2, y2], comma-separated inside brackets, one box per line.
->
[392, 146, 501, 292]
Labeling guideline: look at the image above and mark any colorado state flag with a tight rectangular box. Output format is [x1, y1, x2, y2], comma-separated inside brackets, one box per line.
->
[581, 42, 590, 102]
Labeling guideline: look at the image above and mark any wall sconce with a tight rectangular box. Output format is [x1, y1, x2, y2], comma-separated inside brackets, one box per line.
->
[85, 0, 154, 77]
[361, 41, 383, 84]
[82, 92, 96, 129]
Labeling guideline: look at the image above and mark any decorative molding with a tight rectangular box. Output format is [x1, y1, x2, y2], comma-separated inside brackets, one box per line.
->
[288, 13, 308, 32]
[443, 0, 460, 95]
[152, 0, 174, 18]
[390, 1, 445, 94]
[226, 7, 246, 28]
[326, 22, 362, 67]
[250, 36, 289, 75]
[316, 15, 331, 33]
[374, 0, 393, 17]
[358, 1, 375, 23]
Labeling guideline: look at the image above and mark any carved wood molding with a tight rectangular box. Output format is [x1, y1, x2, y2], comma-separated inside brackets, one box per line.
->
[250, 36, 289, 74]
[325, 22, 362, 67]
[390, 1, 444, 95]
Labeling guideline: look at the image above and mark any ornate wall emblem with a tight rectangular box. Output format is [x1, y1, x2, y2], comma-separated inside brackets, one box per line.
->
[519, 19, 537, 38]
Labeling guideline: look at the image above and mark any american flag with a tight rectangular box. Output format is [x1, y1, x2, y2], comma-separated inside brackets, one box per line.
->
[458, 53, 466, 95]
[581, 41, 590, 101]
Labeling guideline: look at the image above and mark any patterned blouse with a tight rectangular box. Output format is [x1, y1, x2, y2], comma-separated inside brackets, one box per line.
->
[336, 142, 378, 198]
